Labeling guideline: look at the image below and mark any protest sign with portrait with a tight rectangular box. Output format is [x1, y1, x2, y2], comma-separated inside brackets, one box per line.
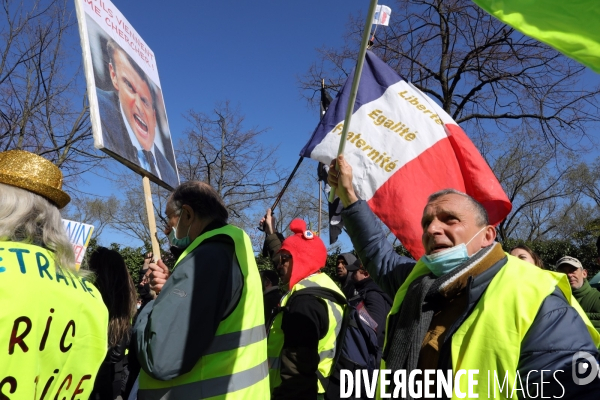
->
[75, 0, 179, 190]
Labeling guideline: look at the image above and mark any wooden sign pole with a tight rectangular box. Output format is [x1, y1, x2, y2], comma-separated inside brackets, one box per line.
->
[142, 176, 162, 261]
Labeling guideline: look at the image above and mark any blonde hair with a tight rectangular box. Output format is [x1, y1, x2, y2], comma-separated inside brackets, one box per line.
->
[0, 183, 77, 273]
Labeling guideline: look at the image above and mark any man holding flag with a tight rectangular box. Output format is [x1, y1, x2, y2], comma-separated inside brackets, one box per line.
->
[302, 42, 600, 395]
[328, 157, 600, 397]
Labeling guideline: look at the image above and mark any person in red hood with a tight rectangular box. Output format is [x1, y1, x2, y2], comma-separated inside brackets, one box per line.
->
[268, 219, 345, 400]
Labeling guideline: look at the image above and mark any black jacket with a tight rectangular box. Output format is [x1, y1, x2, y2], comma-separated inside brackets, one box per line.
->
[352, 277, 392, 350]
[273, 294, 329, 400]
[262, 232, 285, 265]
[343, 200, 600, 398]
[340, 272, 357, 299]
[90, 334, 129, 400]
[264, 286, 283, 327]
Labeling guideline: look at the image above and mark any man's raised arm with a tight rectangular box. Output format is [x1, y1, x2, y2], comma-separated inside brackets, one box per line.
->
[327, 155, 416, 297]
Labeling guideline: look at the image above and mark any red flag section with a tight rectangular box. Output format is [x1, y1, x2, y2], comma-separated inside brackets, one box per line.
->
[368, 124, 511, 259]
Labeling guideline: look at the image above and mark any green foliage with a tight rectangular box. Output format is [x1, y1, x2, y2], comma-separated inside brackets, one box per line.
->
[82, 238, 150, 284]
[394, 243, 413, 258]
[108, 243, 150, 284]
[571, 219, 600, 248]
[255, 254, 274, 272]
[323, 248, 342, 282]
[502, 238, 599, 277]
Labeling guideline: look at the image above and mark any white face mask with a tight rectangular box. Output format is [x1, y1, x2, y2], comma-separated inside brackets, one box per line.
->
[421, 226, 487, 277]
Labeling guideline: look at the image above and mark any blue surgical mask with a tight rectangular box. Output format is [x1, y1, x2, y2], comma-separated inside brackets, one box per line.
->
[168, 211, 191, 248]
[421, 227, 486, 277]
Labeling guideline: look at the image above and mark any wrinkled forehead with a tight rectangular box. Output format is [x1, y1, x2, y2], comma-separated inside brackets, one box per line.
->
[422, 193, 473, 219]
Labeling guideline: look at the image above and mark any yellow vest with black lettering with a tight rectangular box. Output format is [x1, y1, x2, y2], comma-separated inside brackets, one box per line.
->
[0, 241, 108, 400]
[267, 272, 345, 394]
[378, 254, 600, 399]
[138, 225, 269, 400]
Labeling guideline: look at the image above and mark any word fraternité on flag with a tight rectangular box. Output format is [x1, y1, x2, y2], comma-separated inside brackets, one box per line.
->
[300, 51, 511, 258]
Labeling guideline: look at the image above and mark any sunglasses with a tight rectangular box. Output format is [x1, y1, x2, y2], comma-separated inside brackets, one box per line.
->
[279, 254, 292, 264]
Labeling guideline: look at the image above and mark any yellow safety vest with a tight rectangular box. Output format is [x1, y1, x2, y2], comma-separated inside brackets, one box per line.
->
[268, 272, 345, 394]
[138, 225, 269, 400]
[379, 254, 600, 399]
[0, 241, 108, 400]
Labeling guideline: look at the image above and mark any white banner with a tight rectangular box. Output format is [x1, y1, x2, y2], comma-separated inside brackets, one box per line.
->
[62, 219, 95, 269]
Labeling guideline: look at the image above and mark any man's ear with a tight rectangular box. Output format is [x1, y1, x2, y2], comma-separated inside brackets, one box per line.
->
[483, 225, 496, 246]
[181, 204, 195, 224]
[583, 269, 588, 279]
[109, 62, 119, 91]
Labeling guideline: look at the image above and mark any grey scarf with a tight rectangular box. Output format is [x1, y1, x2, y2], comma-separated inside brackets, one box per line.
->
[385, 273, 441, 372]
[385, 245, 495, 375]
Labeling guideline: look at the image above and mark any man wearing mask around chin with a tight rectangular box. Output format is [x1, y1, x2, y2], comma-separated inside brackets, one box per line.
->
[133, 181, 269, 399]
[328, 155, 600, 398]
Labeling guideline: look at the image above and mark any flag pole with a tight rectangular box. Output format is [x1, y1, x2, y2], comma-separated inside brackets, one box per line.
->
[318, 180, 322, 236]
[318, 79, 325, 236]
[329, 0, 379, 202]
[271, 156, 303, 211]
[257, 156, 304, 231]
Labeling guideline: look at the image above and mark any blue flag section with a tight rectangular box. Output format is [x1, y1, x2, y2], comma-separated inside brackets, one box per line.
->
[300, 51, 403, 158]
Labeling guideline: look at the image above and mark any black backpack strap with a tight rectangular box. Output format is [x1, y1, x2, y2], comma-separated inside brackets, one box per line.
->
[286, 287, 351, 395]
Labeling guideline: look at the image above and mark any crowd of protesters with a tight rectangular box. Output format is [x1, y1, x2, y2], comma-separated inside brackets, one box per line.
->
[2, 149, 600, 399]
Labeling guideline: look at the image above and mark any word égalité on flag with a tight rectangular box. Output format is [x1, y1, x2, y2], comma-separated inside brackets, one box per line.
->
[300, 51, 511, 258]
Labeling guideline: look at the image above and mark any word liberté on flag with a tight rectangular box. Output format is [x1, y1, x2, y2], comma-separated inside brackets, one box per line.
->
[300, 51, 511, 258]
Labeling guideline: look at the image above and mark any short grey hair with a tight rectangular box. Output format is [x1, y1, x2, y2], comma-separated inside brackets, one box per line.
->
[0, 183, 77, 273]
[427, 189, 489, 227]
[168, 181, 228, 224]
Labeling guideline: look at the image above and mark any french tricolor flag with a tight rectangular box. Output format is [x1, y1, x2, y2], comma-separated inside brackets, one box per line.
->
[300, 51, 511, 258]
[373, 5, 391, 26]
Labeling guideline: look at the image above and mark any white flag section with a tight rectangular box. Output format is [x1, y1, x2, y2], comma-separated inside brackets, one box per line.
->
[373, 5, 392, 26]
[309, 80, 449, 202]
[62, 219, 95, 270]
[301, 51, 511, 258]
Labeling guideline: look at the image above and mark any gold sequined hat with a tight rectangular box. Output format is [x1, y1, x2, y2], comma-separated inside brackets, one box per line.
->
[0, 150, 70, 208]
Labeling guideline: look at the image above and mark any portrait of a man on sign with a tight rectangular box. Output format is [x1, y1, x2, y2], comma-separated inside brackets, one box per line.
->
[97, 38, 177, 185]
[75, 0, 179, 190]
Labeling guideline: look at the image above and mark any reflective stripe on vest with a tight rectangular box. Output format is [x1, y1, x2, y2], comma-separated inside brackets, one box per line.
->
[0, 242, 109, 399]
[378, 254, 600, 399]
[138, 360, 269, 400]
[138, 225, 269, 400]
[267, 273, 345, 394]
